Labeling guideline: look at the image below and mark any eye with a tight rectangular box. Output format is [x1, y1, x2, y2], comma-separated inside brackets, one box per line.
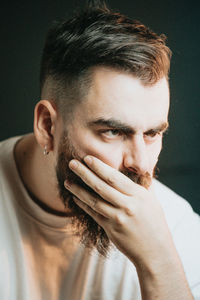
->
[101, 129, 121, 138]
[143, 131, 161, 141]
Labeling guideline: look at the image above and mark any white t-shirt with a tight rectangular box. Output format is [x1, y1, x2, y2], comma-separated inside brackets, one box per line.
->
[0, 136, 200, 300]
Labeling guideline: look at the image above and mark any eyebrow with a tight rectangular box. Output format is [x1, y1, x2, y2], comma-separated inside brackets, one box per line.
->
[88, 118, 169, 135]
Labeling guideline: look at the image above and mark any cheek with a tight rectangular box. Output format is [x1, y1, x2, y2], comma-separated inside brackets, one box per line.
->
[71, 132, 123, 169]
[148, 138, 162, 169]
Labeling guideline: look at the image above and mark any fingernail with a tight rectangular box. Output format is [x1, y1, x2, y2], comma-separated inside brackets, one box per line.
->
[84, 156, 92, 165]
[73, 196, 78, 202]
[64, 180, 70, 188]
[69, 160, 78, 169]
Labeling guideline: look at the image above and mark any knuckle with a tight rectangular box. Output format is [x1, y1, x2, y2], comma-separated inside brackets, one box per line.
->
[114, 212, 126, 226]
[88, 198, 95, 208]
[92, 198, 98, 209]
[94, 200, 101, 211]
[93, 184, 102, 194]
[123, 204, 134, 217]
[106, 174, 116, 186]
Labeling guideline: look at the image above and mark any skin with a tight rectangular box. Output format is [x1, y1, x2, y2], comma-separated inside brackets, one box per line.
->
[14, 67, 193, 299]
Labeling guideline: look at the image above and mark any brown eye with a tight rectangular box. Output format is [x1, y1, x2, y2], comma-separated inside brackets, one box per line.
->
[104, 129, 120, 136]
[101, 129, 122, 138]
[149, 132, 159, 137]
[144, 131, 161, 140]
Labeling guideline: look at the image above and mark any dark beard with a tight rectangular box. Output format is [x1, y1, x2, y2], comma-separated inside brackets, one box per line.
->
[56, 132, 154, 257]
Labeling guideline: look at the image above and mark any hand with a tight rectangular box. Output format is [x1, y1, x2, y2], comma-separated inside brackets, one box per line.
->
[64, 155, 175, 268]
[64, 156, 193, 299]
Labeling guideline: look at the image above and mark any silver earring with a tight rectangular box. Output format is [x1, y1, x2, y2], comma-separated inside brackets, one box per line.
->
[43, 145, 49, 156]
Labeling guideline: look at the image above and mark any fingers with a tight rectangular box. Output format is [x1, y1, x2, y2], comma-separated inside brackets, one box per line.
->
[67, 159, 127, 207]
[73, 196, 106, 225]
[64, 180, 118, 219]
[83, 156, 142, 195]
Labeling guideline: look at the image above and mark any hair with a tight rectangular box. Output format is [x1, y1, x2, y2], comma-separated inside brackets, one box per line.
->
[40, 0, 172, 116]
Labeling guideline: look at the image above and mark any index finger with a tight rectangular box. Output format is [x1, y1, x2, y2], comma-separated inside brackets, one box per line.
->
[84, 156, 144, 195]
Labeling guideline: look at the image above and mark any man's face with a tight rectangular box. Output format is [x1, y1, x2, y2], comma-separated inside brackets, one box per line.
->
[56, 67, 170, 255]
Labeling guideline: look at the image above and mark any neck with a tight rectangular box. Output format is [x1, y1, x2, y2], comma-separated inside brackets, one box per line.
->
[14, 133, 69, 216]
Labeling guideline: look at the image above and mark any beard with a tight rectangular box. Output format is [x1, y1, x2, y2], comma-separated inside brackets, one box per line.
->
[56, 131, 155, 257]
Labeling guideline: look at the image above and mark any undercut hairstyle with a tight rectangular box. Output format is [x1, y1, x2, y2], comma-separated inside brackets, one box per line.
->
[40, 0, 172, 117]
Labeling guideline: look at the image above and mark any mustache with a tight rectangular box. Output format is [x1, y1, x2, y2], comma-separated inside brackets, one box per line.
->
[121, 169, 152, 189]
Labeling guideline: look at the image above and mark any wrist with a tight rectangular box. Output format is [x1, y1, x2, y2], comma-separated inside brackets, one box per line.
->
[134, 250, 193, 300]
[135, 240, 183, 279]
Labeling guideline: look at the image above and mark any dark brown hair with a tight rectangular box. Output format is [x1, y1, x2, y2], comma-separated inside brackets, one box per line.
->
[40, 1, 171, 113]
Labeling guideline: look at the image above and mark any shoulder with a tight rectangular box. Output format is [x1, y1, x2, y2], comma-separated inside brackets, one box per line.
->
[153, 179, 200, 294]
[153, 179, 197, 230]
[0, 136, 21, 162]
[0, 136, 22, 185]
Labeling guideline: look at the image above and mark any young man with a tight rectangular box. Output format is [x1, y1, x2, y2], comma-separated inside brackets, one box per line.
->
[0, 2, 200, 300]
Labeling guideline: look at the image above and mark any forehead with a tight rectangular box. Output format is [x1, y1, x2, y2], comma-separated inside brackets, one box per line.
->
[73, 67, 170, 130]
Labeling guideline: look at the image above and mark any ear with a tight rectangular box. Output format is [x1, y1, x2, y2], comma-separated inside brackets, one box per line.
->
[34, 100, 58, 153]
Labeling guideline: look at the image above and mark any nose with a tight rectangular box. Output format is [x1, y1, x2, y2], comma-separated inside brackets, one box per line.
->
[123, 134, 149, 175]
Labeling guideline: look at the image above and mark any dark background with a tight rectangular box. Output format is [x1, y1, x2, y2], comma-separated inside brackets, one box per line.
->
[0, 0, 200, 213]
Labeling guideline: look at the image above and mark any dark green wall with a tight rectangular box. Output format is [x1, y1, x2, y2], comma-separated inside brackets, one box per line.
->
[1, 0, 200, 212]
